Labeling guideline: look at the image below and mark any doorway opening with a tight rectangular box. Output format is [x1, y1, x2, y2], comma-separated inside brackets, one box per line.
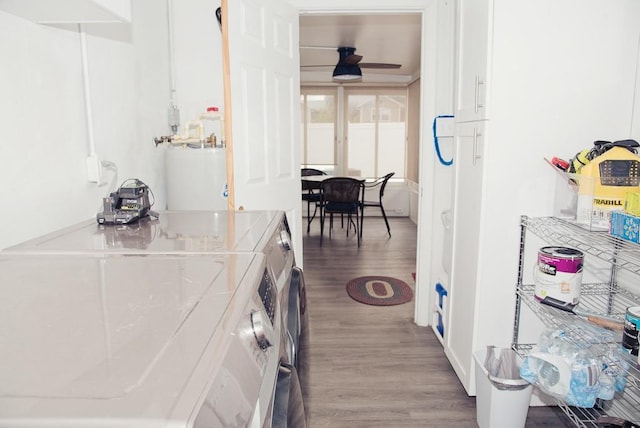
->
[297, 6, 437, 327]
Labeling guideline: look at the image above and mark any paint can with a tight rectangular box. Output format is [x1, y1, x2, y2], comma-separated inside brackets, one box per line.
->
[534, 246, 584, 305]
[622, 306, 640, 359]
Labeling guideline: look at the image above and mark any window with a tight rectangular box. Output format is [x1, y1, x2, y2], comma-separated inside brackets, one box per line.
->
[300, 89, 336, 169]
[377, 107, 392, 122]
[300, 87, 407, 179]
[346, 89, 407, 178]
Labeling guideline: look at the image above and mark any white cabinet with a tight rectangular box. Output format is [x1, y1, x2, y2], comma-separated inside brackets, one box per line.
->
[454, 0, 491, 122]
[0, 0, 131, 24]
[446, 120, 486, 393]
[447, 0, 491, 393]
[445, 0, 640, 396]
[446, 0, 491, 393]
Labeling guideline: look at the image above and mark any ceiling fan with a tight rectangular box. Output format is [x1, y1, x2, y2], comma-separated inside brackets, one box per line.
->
[300, 46, 401, 81]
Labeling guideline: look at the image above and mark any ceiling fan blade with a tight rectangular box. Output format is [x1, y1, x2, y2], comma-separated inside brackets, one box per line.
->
[299, 45, 401, 75]
[343, 54, 363, 65]
[299, 45, 338, 50]
[301, 62, 401, 70]
[359, 63, 401, 69]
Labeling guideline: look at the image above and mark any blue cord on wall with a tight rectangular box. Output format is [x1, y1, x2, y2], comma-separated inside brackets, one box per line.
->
[432, 115, 454, 166]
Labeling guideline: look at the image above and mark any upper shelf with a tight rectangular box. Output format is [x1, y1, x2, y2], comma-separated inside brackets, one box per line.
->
[522, 216, 640, 276]
[0, 0, 131, 24]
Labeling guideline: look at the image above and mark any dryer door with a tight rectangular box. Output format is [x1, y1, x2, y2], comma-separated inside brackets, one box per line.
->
[271, 363, 306, 428]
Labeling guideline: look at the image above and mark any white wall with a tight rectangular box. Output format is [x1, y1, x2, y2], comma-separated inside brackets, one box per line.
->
[0, 1, 225, 250]
[0, 13, 82, 249]
[170, 0, 225, 130]
[475, 0, 640, 350]
[0, 9, 143, 249]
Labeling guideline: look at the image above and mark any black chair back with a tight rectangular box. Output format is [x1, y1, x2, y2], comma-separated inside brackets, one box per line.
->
[321, 178, 362, 212]
[301, 168, 326, 233]
[301, 168, 325, 192]
[320, 177, 363, 246]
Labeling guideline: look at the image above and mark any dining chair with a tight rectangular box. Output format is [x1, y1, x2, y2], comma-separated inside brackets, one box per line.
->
[320, 177, 363, 247]
[361, 172, 395, 237]
[301, 168, 326, 233]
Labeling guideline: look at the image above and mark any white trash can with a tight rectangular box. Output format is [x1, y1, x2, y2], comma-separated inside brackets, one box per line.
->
[473, 347, 533, 428]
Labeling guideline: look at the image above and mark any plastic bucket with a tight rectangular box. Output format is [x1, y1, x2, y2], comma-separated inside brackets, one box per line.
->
[534, 246, 583, 305]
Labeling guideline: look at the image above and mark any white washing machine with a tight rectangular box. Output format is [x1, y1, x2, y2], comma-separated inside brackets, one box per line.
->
[0, 252, 290, 427]
[1, 210, 308, 427]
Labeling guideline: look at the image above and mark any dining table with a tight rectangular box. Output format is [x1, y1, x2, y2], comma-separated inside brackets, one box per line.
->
[300, 174, 368, 183]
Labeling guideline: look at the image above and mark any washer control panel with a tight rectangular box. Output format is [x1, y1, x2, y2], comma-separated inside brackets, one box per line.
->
[257, 268, 277, 325]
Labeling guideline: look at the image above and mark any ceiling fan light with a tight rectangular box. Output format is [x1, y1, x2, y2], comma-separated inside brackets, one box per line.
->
[332, 63, 362, 81]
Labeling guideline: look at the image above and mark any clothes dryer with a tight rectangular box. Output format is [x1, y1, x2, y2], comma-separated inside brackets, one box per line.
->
[0, 252, 301, 427]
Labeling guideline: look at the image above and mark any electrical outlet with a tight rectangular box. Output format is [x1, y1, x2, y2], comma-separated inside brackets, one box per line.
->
[86, 154, 102, 183]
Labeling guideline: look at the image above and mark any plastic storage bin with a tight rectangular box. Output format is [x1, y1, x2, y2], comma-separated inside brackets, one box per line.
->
[473, 347, 533, 428]
[550, 158, 635, 231]
[434, 282, 447, 337]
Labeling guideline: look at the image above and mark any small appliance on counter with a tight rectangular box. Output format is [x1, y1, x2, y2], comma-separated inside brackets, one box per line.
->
[97, 179, 159, 225]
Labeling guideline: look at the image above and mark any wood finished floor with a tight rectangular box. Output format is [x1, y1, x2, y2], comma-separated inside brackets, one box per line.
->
[300, 216, 572, 427]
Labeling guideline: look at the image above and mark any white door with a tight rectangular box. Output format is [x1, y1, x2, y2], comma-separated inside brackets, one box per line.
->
[225, 0, 303, 262]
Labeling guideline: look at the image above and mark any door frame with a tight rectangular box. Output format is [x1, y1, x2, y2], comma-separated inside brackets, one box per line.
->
[291, 0, 443, 326]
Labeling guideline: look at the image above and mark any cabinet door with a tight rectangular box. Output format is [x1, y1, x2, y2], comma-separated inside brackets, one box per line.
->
[0, 0, 131, 23]
[455, 0, 491, 122]
[445, 120, 485, 394]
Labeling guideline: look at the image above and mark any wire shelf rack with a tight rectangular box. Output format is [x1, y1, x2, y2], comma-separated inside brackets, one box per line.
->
[513, 216, 640, 427]
[522, 216, 640, 276]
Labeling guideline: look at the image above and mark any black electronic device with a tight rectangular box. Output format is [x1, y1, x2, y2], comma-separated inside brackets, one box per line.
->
[97, 179, 158, 225]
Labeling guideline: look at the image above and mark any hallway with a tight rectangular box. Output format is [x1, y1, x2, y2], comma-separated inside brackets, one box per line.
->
[301, 216, 570, 427]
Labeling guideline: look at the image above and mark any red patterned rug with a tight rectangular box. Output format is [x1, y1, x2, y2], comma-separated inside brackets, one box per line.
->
[346, 276, 414, 306]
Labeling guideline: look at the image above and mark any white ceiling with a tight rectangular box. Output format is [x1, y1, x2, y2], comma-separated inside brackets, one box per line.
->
[299, 13, 422, 85]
